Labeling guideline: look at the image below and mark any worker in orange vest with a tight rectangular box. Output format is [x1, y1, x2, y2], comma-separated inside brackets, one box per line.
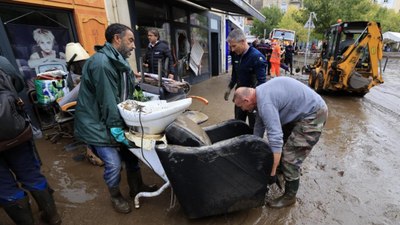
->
[270, 41, 281, 77]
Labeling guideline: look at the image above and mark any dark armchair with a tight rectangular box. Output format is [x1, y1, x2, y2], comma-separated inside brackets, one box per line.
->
[155, 116, 273, 219]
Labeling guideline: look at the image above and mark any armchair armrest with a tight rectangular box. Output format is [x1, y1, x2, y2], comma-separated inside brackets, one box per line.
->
[204, 119, 252, 144]
[60, 101, 76, 112]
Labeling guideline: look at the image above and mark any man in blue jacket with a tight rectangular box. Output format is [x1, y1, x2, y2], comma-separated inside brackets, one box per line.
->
[74, 23, 156, 214]
[224, 28, 267, 130]
[143, 28, 175, 79]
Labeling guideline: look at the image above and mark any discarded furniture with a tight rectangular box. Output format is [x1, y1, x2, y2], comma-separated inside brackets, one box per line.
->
[156, 116, 273, 219]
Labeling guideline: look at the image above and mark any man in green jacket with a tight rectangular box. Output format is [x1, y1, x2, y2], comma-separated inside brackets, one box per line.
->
[74, 23, 156, 214]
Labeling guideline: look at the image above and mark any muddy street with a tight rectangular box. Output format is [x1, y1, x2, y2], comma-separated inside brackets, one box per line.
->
[1, 58, 399, 225]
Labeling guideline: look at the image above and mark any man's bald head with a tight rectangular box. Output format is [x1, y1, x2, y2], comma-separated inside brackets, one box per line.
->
[234, 87, 257, 112]
[234, 87, 252, 101]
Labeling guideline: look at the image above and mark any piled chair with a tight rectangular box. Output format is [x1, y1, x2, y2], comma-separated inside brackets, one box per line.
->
[45, 94, 76, 143]
[155, 115, 273, 219]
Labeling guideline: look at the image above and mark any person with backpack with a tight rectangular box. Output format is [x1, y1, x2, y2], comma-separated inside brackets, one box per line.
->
[0, 56, 62, 225]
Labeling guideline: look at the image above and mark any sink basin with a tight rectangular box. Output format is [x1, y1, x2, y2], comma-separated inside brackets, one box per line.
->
[118, 98, 192, 134]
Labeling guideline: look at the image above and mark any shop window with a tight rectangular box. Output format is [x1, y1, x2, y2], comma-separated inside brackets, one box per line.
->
[173, 7, 187, 23]
[190, 27, 209, 75]
[138, 23, 172, 67]
[190, 13, 208, 28]
[175, 28, 191, 78]
[175, 29, 190, 60]
[136, 0, 168, 24]
[0, 5, 74, 91]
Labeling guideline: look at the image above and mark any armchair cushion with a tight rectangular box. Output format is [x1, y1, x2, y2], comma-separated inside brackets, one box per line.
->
[165, 115, 211, 147]
[204, 119, 252, 143]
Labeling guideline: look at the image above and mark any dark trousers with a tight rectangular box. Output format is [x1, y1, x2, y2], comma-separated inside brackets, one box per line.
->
[234, 105, 255, 132]
[0, 140, 47, 205]
[267, 58, 271, 75]
[284, 57, 293, 73]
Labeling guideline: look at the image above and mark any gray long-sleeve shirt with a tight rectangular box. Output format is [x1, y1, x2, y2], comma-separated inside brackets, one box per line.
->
[254, 77, 326, 153]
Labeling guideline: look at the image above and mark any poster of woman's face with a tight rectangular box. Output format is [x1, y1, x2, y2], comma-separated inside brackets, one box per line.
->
[5, 24, 70, 90]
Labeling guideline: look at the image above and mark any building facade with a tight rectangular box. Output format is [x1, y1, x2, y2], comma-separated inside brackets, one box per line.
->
[0, 0, 264, 86]
[0, 0, 108, 89]
[249, 0, 303, 11]
[372, 0, 400, 13]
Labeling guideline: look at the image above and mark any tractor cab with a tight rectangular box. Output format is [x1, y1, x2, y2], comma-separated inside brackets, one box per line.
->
[323, 22, 371, 61]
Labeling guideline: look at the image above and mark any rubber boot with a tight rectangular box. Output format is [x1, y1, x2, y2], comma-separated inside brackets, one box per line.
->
[108, 186, 131, 214]
[3, 196, 34, 225]
[30, 189, 62, 225]
[127, 170, 158, 199]
[268, 179, 299, 208]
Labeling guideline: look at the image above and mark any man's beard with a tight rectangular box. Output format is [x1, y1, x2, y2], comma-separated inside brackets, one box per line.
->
[118, 44, 131, 59]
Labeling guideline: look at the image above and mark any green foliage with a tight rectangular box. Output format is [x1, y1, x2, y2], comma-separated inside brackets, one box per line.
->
[250, 0, 400, 42]
[250, 6, 283, 37]
[303, 0, 340, 34]
[302, 0, 400, 33]
[369, 7, 400, 32]
[277, 6, 308, 42]
[133, 89, 151, 102]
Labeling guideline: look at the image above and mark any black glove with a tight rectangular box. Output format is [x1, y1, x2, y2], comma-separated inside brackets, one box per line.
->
[267, 175, 277, 185]
[268, 175, 282, 189]
[224, 88, 232, 101]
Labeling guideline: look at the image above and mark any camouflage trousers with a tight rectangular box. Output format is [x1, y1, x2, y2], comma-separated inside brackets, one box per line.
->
[281, 105, 328, 181]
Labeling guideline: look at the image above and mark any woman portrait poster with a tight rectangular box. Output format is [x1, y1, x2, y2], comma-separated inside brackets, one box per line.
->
[5, 24, 70, 90]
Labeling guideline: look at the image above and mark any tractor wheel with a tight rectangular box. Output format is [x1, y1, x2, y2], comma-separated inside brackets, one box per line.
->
[314, 72, 324, 93]
[308, 69, 317, 87]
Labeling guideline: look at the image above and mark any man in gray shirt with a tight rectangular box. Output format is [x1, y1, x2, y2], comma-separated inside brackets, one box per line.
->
[233, 77, 328, 208]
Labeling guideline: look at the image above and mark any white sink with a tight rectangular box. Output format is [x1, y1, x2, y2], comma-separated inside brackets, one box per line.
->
[118, 98, 192, 134]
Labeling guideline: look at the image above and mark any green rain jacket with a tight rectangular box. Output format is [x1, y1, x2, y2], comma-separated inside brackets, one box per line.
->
[74, 42, 135, 146]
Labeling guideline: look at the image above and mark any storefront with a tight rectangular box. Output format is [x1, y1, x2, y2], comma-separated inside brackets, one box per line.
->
[0, 0, 108, 90]
[0, 0, 264, 87]
[128, 0, 265, 84]
[128, 0, 211, 84]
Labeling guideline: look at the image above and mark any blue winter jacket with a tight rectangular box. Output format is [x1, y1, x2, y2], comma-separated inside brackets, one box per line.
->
[228, 46, 267, 89]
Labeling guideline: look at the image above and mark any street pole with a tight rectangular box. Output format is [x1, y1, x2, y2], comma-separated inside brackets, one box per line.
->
[304, 13, 311, 66]
[304, 12, 317, 67]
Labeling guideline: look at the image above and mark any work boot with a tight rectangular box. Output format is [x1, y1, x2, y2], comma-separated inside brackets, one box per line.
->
[108, 186, 131, 214]
[268, 179, 299, 208]
[30, 189, 62, 225]
[3, 196, 35, 225]
[127, 170, 158, 198]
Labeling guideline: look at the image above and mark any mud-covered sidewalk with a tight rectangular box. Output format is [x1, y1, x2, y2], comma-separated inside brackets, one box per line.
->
[1, 58, 400, 225]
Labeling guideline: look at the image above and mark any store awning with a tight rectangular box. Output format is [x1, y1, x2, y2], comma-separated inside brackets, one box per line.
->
[185, 0, 266, 22]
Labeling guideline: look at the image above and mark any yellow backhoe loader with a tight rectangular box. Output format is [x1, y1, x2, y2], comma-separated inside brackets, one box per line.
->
[308, 21, 384, 96]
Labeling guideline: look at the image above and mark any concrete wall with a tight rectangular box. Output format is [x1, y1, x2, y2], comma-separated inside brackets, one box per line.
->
[104, 0, 138, 72]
